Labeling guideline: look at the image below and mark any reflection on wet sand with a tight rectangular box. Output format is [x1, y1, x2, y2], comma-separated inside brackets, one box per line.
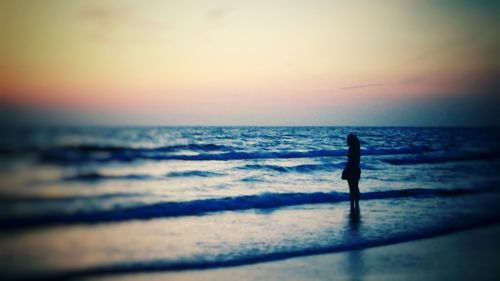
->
[346, 208, 364, 281]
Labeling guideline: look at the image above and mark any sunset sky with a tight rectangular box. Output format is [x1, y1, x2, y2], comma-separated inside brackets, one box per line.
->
[1, 0, 499, 126]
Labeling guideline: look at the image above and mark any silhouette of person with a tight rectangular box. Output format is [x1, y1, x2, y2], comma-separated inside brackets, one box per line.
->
[342, 134, 361, 210]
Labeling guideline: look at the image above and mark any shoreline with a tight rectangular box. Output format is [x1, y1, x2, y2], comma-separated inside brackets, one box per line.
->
[90, 224, 500, 281]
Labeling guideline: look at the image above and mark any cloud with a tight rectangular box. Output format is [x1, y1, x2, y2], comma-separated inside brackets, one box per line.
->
[206, 4, 241, 24]
[411, 37, 466, 62]
[207, 8, 230, 22]
[339, 83, 383, 90]
[79, 6, 132, 29]
[79, 6, 133, 43]
[400, 76, 427, 85]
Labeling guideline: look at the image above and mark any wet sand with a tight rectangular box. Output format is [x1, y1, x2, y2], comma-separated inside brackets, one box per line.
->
[89, 224, 500, 281]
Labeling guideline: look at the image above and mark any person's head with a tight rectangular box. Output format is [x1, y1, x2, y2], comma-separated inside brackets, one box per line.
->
[347, 134, 359, 148]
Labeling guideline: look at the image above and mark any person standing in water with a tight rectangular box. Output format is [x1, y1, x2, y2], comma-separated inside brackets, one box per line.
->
[342, 134, 361, 210]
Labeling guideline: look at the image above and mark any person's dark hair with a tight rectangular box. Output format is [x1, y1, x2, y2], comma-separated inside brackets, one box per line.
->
[347, 134, 360, 148]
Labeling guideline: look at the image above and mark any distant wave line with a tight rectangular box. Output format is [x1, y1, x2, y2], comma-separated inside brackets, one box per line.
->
[382, 152, 500, 165]
[40, 147, 431, 163]
[63, 163, 367, 182]
[63, 170, 225, 181]
[0, 192, 146, 204]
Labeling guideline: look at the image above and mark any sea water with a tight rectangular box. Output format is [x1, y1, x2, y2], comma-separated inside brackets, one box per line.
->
[1, 127, 500, 279]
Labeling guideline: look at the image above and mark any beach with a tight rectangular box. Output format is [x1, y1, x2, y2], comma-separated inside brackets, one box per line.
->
[3, 0, 500, 279]
[1, 127, 500, 281]
[91, 224, 500, 281]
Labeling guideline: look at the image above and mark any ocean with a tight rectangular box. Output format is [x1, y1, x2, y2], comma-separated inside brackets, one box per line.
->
[1, 126, 500, 280]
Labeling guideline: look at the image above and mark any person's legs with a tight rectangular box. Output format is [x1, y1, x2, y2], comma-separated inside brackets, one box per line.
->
[348, 179, 360, 210]
[348, 179, 355, 210]
[353, 179, 360, 210]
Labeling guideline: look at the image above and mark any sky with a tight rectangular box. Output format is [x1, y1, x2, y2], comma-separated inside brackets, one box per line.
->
[1, 0, 499, 126]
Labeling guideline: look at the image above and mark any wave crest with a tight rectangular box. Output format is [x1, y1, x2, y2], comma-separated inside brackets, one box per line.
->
[1, 187, 494, 229]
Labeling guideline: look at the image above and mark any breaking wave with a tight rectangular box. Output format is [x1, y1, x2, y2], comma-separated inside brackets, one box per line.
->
[1, 187, 495, 229]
